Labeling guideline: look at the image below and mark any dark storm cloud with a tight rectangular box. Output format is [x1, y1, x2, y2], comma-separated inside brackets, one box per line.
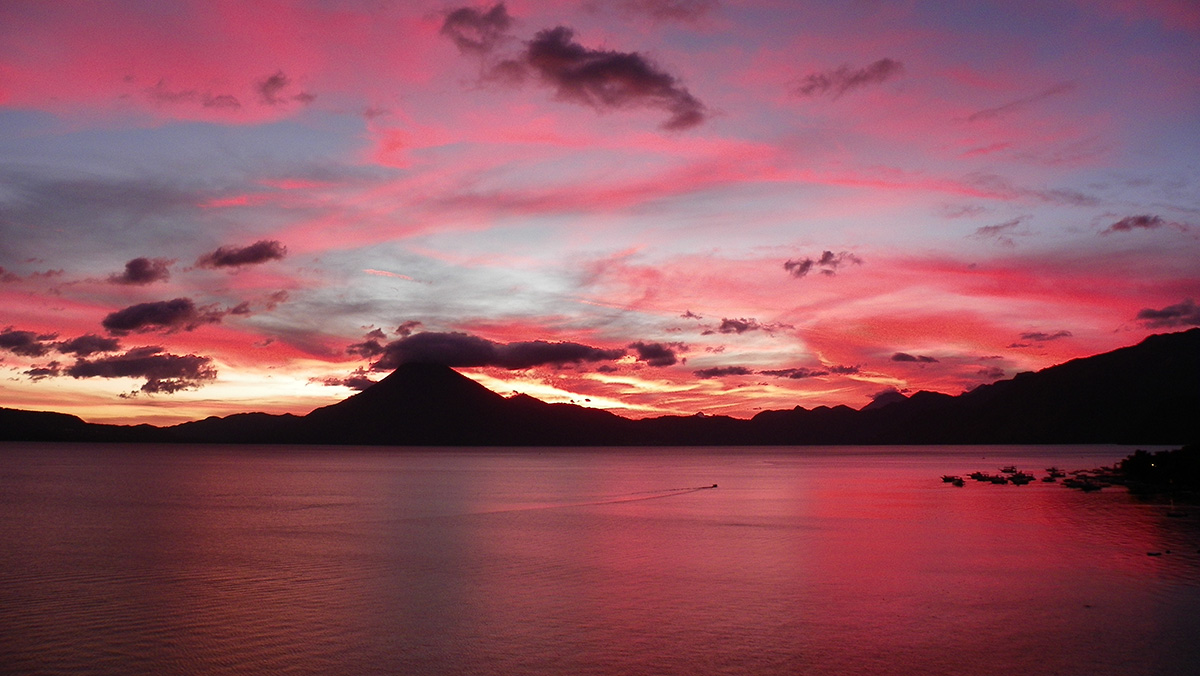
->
[195, 240, 287, 269]
[101, 298, 225, 335]
[828, 364, 860, 374]
[523, 27, 706, 129]
[441, 3, 515, 54]
[109, 257, 172, 285]
[891, 352, 939, 363]
[978, 366, 1005, 379]
[0, 327, 57, 357]
[967, 82, 1075, 123]
[1135, 299, 1200, 328]
[758, 367, 825, 379]
[66, 346, 217, 394]
[784, 251, 863, 278]
[693, 365, 752, 379]
[56, 334, 122, 356]
[372, 331, 626, 370]
[794, 58, 903, 98]
[628, 341, 681, 366]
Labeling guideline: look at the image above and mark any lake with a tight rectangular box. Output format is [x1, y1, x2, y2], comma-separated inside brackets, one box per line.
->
[1, 443, 1197, 675]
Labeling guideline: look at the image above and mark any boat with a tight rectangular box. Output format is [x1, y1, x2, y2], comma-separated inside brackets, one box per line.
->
[951, 477, 965, 487]
[1000, 465, 1018, 474]
[942, 475, 961, 483]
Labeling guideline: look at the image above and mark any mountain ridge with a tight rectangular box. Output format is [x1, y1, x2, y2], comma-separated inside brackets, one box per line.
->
[1, 328, 1196, 446]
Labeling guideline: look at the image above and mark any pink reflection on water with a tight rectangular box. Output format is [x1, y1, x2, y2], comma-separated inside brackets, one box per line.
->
[2, 445, 1198, 676]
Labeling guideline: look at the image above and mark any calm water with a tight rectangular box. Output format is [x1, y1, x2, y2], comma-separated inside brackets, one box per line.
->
[1, 443, 1197, 676]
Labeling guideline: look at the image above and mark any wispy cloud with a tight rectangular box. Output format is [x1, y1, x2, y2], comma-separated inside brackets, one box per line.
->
[441, 3, 515, 54]
[970, 216, 1030, 247]
[794, 59, 904, 98]
[146, 79, 242, 110]
[784, 251, 863, 278]
[892, 352, 939, 363]
[1100, 214, 1187, 235]
[967, 82, 1075, 122]
[257, 71, 314, 106]
[703, 317, 793, 335]
[588, 0, 719, 23]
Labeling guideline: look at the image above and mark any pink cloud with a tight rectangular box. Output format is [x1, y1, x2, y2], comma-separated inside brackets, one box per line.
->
[0, 0, 446, 122]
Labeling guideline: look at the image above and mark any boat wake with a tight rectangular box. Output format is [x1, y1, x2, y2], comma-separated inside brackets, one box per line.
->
[477, 484, 718, 515]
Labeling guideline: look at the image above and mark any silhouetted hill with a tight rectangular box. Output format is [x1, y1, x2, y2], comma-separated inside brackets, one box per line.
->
[164, 412, 306, 444]
[1, 329, 1196, 446]
[298, 362, 638, 445]
[0, 407, 161, 443]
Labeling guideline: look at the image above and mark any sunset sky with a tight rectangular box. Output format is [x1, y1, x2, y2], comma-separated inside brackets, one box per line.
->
[1, 0, 1198, 426]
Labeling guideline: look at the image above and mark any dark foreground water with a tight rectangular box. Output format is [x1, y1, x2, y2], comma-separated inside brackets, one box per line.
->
[1, 443, 1197, 676]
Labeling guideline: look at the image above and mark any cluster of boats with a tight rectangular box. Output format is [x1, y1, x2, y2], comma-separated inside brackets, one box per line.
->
[940, 465, 1107, 490]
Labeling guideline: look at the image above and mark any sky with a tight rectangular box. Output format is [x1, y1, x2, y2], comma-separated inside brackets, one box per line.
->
[1, 0, 1198, 426]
